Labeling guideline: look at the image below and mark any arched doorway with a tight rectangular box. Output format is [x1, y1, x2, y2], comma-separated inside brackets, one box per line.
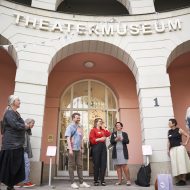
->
[0, 47, 16, 117]
[167, 41, 190, 132]
[57, 79, 118, 176]
[167, 41, 190, 152]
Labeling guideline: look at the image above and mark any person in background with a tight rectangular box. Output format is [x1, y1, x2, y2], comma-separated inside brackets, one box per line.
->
[110, 122, 131, 186]
[0, 95, 26, 190]
[65, 113, 90, 189]
[15, 118, 36, 187]
[185, 107, 190, 132]
[167, 118, 190, 186]
[89, 118, 111, 186]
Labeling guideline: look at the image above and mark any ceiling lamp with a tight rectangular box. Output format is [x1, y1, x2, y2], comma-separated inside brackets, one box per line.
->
[83, 61, 95, 68]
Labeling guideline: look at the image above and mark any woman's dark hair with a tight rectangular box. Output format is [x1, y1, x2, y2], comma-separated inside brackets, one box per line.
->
[169, 118, 177, 126]
[93, 118, 102, 128]
[115, 122, 123, 128]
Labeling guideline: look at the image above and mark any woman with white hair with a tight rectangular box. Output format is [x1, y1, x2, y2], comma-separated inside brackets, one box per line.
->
[0, 95, 26, 190]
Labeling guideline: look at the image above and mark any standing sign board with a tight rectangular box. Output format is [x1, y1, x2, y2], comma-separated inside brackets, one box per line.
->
[46, 146, 57, 187]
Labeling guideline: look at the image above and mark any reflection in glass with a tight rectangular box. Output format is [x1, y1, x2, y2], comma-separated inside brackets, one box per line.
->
[73, 81, 88, 109]
[61, 88, 71, 108]
[90, 82, 105, 109]
[108, 88, 116, 109]
[59, 111, 70, 171]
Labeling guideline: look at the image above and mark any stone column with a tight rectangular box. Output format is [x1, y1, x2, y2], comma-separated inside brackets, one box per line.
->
[32, 0, 63, 11]
[14, 50, 50, 184]
[126, 0, 155, 15]
[137, 65, 174, 181]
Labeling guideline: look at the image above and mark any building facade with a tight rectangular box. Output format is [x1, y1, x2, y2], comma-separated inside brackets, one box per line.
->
[0, 0, 190, 184]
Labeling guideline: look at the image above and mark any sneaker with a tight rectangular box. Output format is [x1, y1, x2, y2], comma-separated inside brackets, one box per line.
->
[23, 182, 36, 187]
[101, 182, 106, 186]
[126, 181, 131, 186]
[14, 183, 24, 188]
[71, 183, 79, 189]
[80, 182, 90, 188]
[94, 181, 99, 186]
[115, 182, 122, 185]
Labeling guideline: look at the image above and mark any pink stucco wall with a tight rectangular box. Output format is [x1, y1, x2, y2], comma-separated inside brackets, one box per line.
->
[0, 48, 16, 118]
[42, 53, 143, 164]
[0, 48, 16, 145]
[168, 52, 190, 150]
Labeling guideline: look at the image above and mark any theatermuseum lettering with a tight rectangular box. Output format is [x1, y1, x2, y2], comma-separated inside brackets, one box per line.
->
[14, 13, 182, 36]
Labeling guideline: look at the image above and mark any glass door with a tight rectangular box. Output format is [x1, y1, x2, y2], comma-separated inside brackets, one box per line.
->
[57, 80, 118, 176]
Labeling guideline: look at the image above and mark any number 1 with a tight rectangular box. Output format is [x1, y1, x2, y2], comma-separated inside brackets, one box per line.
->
[154, 98, 159, 107]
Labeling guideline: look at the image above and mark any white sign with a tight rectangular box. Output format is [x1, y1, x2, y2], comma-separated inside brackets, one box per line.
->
[14, 13, 182, 37]
[142, 145, 152, 156]
[46, 146, 57, 157]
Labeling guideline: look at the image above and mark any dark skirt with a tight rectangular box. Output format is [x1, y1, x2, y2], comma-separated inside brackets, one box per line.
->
[0, 147, 25, 186]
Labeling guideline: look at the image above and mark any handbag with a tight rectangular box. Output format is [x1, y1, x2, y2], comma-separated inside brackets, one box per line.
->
[135, 163, 151, 187]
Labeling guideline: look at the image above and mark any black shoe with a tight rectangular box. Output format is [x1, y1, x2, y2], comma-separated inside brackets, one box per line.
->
[94, 181, 99, 186]
[101, 182, 106, 186]
[7, 187, 15, 190]
[176, 180, 186, 186]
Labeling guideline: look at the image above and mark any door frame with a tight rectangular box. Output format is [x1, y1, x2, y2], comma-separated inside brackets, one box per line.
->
[56, 79, 118, 176]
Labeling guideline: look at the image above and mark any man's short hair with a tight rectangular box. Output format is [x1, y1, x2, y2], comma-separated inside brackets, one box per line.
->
[72, 112, 80, 119]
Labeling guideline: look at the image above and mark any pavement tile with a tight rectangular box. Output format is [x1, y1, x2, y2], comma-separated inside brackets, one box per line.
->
[1, 179, 190, 190]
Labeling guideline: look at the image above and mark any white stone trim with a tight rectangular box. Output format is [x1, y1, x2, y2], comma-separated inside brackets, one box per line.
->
[32, 0, 63, 11]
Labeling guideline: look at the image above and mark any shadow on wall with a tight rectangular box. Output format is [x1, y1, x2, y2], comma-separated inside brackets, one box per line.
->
[154, 0, 190, 12]
[57, 0, 129, 16]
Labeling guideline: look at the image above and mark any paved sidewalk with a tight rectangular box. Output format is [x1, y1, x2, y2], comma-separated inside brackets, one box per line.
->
[1, 179, 190, 190]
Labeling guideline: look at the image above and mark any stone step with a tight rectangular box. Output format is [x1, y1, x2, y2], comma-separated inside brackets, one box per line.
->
[54, 176, 118, 180]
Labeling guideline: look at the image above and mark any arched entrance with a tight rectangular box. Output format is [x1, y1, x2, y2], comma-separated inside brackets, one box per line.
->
[43, 42, 142, 179]
[0, 45, 17, 117]
[57, 79, 118, 176]
[165, 42, 190, 172]
[167, 41, 190, 145]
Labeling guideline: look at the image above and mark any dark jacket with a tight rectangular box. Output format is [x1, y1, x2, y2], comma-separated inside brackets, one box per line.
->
[1, 109, 25, 150]
[110, 131, 129, 159]
[24, 129, 33, 158]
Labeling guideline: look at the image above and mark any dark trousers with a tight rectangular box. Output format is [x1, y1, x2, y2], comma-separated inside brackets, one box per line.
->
[92, 143, 107, 183]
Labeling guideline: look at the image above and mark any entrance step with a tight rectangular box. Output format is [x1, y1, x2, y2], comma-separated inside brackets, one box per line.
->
[54, 176, 118, 180]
